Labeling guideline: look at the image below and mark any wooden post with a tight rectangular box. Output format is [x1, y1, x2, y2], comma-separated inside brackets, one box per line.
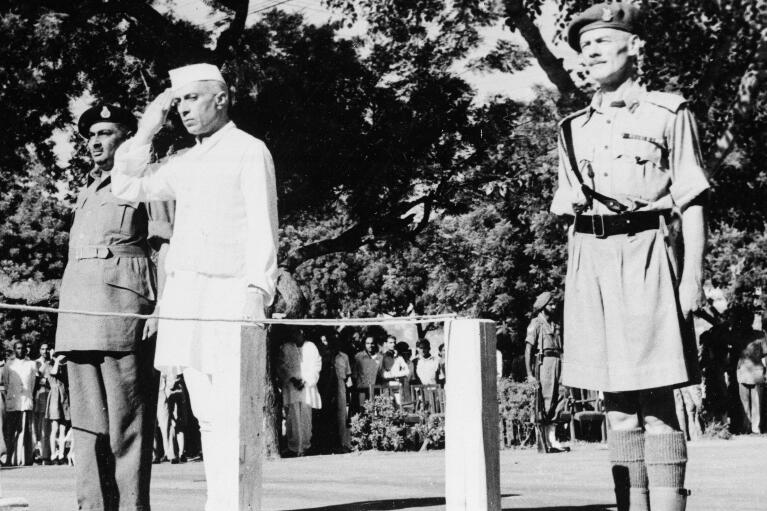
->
[238, 324, 266, 510]
[445, 319, 500, 511]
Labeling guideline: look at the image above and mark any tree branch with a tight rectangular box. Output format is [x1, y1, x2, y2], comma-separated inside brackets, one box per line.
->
[503, 0, 587, 105]
[212, 0, 250, 64]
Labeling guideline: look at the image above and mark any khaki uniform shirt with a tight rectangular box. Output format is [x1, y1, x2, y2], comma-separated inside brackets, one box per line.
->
[55, 170, 173, 352]
[525, 313, 562, 353]
[551, 80, 709, 216]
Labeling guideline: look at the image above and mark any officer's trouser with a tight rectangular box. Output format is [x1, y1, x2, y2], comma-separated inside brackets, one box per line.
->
[67, 341, 158, 511]
[540, 356, 563, 421]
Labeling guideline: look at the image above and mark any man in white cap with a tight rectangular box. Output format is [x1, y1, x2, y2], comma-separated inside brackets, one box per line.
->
[112, 63, 278, 511]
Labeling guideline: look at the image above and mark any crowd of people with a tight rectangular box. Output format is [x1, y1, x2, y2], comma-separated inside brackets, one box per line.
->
[0, 341, 71, 466]
[276, 328, 446, 457]
[0, 328, 449, 467]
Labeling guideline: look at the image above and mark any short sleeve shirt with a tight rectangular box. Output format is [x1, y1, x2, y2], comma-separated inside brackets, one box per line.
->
[525, 313, 563, 352]
[551, 80, 710, 216]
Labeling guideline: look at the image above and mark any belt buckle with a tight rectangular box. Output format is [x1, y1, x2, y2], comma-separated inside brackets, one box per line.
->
[591, 214, 606, 238]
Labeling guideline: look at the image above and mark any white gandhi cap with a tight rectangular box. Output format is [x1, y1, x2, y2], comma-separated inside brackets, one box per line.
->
[168, 63, 226, 91]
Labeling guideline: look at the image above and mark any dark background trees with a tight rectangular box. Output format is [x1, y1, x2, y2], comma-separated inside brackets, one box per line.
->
[0, 0, 765, 354]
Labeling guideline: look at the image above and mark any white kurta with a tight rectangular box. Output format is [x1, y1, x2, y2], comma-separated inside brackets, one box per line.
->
[113, 122, 279, 374]
[278, 342, 322, 409]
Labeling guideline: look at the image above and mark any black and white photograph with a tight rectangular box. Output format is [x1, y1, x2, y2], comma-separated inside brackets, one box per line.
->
[0, 1, 765, 510]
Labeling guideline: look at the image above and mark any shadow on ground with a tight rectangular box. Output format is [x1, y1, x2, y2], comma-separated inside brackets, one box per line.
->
[287, 494, 520, 510]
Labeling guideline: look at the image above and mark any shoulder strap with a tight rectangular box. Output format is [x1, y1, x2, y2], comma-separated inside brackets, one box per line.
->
[560, 119, 628, 214]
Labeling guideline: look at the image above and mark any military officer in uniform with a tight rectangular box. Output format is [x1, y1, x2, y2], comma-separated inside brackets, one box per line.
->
[551, 3, 709, 511]
[525, 291, 567, 452]
[56, 105, 173, 511]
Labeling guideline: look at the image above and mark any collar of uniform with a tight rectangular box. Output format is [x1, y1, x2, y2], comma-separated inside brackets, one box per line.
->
[587, 79, 646, 120]
[87, 168, 112, 190]
[536, 311, 554, 332]
[194, 120, 236, 146]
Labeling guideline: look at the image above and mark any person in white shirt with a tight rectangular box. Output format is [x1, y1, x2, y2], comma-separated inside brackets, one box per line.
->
[2, 342, 38, 466]
[112, 63, 278, 511]
[414, 339, 440, 386]
[277, 330, 322, 456]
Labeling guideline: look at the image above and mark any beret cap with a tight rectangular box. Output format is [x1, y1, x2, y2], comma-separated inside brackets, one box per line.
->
[77, 104, 137, 137]
[567, 2, 642, 52]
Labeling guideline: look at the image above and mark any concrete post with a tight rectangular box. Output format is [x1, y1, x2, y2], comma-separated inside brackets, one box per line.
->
[444, 319, 500, 511]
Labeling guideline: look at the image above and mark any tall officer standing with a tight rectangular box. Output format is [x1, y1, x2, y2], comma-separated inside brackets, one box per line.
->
[56, 105, 173, 511]
[551, 4, 709, 511]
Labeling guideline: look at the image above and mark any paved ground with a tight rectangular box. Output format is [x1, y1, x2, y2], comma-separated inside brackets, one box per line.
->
[1, 436, 765, 510]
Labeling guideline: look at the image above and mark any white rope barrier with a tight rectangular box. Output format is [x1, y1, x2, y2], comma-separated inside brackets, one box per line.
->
[0, 302, 459, 326]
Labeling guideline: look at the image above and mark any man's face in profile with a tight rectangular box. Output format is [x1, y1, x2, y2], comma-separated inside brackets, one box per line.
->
[174, 81, 225, 136]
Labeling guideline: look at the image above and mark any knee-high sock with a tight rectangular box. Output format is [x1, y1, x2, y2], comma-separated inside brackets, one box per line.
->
[608, 428, 649, 511]
[645, 431, 688, 511]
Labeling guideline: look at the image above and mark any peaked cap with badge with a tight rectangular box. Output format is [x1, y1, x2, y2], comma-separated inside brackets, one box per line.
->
[77, 104, 137, 138]
[567, 2, 642, 52]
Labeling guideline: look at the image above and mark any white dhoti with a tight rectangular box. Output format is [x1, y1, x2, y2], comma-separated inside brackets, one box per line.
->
[157, 271, 261, 511]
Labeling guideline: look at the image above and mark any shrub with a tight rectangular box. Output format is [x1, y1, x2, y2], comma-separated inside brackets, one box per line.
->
[350, 395, 420, 451]
[498, 377, 537, 448]
[414, 412, 445, 450]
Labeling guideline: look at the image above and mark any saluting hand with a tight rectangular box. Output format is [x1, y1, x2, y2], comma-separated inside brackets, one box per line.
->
[136, 88, 174, 143]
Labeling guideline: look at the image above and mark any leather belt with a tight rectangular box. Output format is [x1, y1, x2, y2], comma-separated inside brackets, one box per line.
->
[542, 350, 561, 358]
[70, 245, 147, 260]
[573, 210, 671, 238]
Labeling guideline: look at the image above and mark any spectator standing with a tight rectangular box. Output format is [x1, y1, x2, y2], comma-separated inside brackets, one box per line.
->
[46, 353, 70, 464]
[278, 330, 322, 457]
[157, 370, 188, 463]
[352, 336, 382, 410]
[735, 330, 766, 434]
[2, 341, 38, 465]
[313, 333, 338, 454]
[34, 343, 53, 463]
[380, 337, 410, 404]
[413, 340, 440, 385]
[332, 338, 352, 453]
[437, 343, 446, 385]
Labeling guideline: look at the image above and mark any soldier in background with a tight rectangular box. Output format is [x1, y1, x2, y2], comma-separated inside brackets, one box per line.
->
[525, 291, 567, 453]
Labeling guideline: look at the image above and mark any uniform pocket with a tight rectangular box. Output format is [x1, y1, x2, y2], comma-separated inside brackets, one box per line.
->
[101, 196, 142, 235]
[616, 136, 668, 201]
[103, 257, 155, 301]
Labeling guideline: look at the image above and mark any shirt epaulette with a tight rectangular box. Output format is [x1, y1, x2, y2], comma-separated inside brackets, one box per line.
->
[643, 91, 687, 113]
[558, 107, 589, 127]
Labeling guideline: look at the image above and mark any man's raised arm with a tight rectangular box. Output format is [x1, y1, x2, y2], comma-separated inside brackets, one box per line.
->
[112, 89, 178, 202]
